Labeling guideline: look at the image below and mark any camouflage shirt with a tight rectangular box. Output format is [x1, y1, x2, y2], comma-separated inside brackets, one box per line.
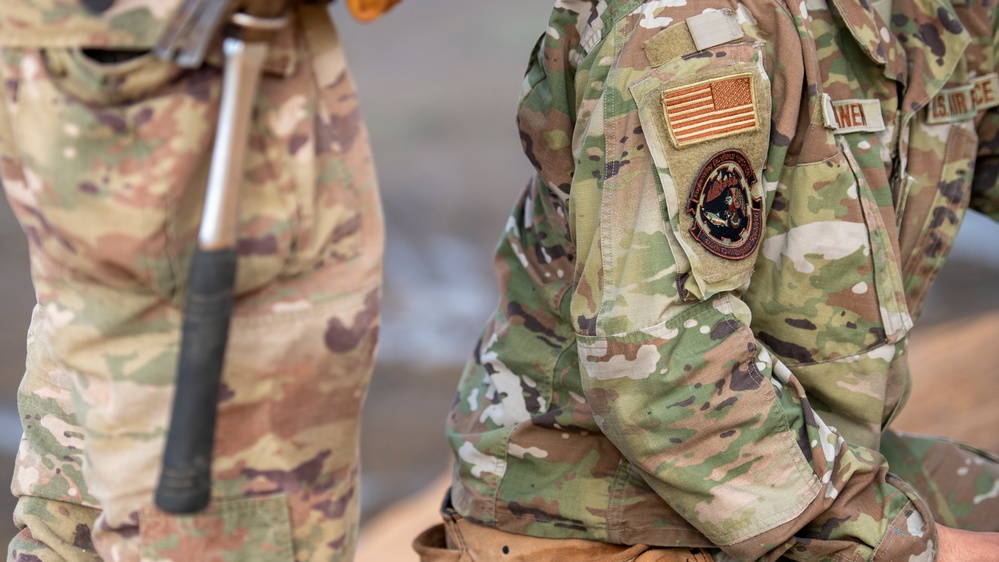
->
[447, 1, 999, 560]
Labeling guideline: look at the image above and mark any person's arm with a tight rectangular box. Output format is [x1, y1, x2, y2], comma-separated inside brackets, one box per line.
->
[972, 93, 999, 219]
[972, 104, 999, 220]
[554, 3, 936, 561]
[938, 526, 999, 562]
[971, 2, 999, 221]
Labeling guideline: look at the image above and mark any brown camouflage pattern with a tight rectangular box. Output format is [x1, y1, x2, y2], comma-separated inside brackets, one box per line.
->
[881, 431, 999, 533]
[0, 1, 178, 48]
[446, 0, 999, 561]
[0, 4, 384, 561]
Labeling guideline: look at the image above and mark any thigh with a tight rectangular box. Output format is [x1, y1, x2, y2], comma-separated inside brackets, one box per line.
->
[882, 429, 999, 531]
[1, 6, 383, 560]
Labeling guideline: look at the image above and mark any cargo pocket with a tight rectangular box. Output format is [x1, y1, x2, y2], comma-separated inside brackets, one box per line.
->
[6, 40, 354, 303]
[4, 48, 208, 298]
[42, 48, 183, 107]
[745, 137, 911, 367]
[139, 494, 294, 561]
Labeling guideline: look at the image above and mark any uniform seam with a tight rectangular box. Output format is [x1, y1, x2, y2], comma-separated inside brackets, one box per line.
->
[596, 25, 619, 334]
[870, 505, 905, 562]
[488, 426, 515, 526]
[605, 458, 628, 544]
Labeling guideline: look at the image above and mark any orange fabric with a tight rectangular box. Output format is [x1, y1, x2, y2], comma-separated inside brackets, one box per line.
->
[346, 0, 402, 22]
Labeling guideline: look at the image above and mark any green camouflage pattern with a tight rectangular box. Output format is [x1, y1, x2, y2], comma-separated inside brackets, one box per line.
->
[880, 432, 999, 532]
[446, 1, 999, 560]
[0, 1, 176, 48]
[0, 6, 384, 561]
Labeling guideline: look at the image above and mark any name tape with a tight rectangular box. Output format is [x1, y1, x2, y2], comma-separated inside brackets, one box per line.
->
[821, 95, 886, 133]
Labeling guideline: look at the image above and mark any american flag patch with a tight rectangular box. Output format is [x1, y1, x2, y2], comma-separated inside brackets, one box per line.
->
[662, 74, 758, 148]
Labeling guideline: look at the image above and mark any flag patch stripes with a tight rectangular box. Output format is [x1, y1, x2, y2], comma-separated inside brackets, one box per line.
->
[662, 73, 758, 148]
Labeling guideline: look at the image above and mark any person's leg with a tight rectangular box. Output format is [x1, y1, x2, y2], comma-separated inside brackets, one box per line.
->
[1, 6, 382, 560]
[7, 307, 102, 562]
[881, 429, 999, 531]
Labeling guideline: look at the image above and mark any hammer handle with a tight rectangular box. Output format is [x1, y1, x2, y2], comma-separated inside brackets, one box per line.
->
[155, 248, 237, 513]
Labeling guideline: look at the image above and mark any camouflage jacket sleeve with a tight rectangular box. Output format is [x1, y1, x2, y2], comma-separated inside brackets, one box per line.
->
[527, 2, 937, 560]
[971, 6, 999, 221]
[0, 1, 177, 48]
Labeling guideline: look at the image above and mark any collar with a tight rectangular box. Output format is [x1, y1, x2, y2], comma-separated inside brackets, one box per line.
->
[830, 0, 971, 113]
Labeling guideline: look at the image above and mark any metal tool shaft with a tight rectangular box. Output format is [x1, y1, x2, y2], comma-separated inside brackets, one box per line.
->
[199, 38, 267, 250]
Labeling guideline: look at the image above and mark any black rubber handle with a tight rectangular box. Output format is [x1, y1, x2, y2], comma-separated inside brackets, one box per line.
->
[155, 247, 237, 513]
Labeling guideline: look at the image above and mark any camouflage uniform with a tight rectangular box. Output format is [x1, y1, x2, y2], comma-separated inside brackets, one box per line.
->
[0, 1, 383, 560]
[441, 0, 999, 560]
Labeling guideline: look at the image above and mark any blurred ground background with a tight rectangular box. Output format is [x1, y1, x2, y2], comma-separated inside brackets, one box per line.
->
[0, 1, 998, 554]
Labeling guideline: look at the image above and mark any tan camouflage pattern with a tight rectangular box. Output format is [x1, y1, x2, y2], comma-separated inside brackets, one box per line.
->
[0, 1, 178, 48]
[0, 5, 384, 561]
[446, 0, 999, 561]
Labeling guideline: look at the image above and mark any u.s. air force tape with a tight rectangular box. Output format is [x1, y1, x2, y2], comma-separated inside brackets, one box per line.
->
[927, 73, 999, 124]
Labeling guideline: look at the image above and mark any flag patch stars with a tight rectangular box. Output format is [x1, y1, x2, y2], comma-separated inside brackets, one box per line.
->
[662, 73, 758, 148]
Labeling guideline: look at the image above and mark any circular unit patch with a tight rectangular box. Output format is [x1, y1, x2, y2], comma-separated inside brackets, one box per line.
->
[687, 149, 763, 260]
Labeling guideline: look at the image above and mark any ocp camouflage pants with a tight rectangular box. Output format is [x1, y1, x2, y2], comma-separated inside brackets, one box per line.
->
[0, 6, 384, 561]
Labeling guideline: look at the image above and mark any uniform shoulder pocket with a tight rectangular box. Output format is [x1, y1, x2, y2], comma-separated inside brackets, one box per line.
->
[630, 41, 771, 300]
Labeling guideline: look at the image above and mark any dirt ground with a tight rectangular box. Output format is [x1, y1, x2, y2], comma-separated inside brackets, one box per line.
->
[0, 1, 997, 555]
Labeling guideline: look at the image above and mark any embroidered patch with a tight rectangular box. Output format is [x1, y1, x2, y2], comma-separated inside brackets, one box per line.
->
[973, 73, 999, 110]
[687, 150, 763, 260]
[662, 73, 758, 148]
[927, 73, 999, 124]
[820, 95, 886, 133]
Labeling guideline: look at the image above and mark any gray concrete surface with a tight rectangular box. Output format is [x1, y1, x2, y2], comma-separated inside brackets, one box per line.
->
[0, 0, 997, 552]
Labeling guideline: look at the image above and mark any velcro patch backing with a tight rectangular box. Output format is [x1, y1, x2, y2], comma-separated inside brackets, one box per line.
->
[662, 73, 758, 148]
[644, 23, 696, 67]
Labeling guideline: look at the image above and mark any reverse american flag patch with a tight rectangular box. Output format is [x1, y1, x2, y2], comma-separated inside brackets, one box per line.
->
[662, 73, 758, 148]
